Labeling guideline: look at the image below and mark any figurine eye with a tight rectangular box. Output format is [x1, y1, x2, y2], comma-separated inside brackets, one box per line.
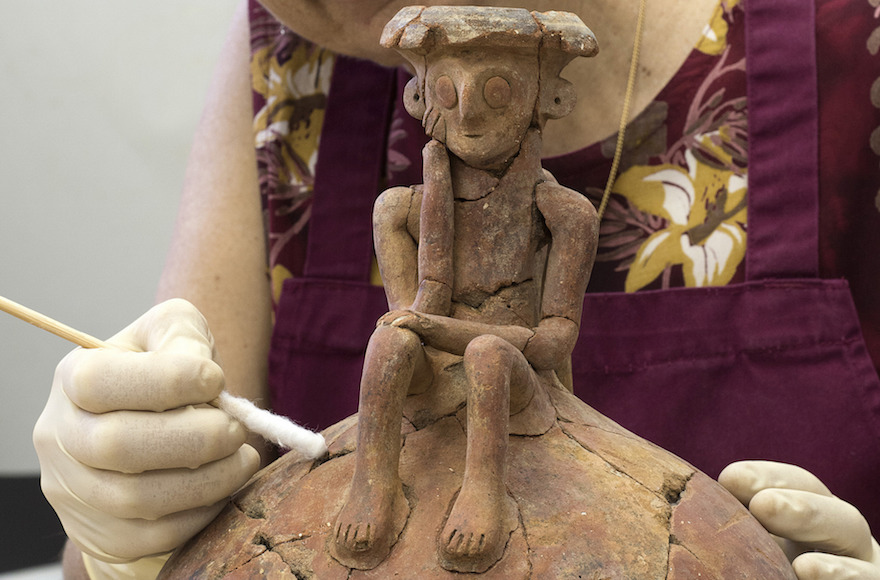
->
[434, 75, 457, 109]
[483, 76, 511, 109]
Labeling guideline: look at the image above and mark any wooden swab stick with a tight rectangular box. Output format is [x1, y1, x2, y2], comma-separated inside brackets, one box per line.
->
[0, 294, 327, 458]
[0, 295, 111, 349]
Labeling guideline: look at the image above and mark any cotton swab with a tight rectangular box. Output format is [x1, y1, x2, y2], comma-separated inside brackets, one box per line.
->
[0, 295, 327, 458]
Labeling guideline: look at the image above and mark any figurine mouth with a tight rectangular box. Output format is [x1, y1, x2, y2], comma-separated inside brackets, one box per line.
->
[464, 133, 482, 139]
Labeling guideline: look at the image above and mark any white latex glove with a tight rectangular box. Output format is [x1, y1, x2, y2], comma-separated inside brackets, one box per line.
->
[33, 299, 261, 571]
[82, 552, 170, 580]
[719, 460, 880, 580]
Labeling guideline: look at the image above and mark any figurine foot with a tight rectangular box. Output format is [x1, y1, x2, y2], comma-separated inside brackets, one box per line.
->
[330, 482, 409, 570]
[438, 483, 518, 573]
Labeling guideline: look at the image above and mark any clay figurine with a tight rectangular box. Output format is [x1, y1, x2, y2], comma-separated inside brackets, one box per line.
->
[330, 6, 600, 573]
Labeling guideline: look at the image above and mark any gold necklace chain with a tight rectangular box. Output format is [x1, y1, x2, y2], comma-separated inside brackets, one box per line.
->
[597, 0, 648, 221]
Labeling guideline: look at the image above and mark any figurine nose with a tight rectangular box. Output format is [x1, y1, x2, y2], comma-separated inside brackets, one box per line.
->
[457, 82, 486, 124]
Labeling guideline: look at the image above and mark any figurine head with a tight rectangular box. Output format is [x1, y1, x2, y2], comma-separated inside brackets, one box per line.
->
[381, 6, 598, 169]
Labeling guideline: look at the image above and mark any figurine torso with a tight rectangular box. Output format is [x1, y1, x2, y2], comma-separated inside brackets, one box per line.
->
[411, 137, 551, 329]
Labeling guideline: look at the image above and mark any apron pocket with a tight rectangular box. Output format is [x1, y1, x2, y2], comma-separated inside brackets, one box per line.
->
[573, 278, 880, 532]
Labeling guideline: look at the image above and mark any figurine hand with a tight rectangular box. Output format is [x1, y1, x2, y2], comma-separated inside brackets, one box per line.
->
[377, 309, 409, 327]
[718, 461, 880, 579]
[377, 309, 430, 332]
[33, 299, 261, 565]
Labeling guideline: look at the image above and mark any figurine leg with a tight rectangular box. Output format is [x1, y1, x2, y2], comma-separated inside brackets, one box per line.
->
[331, 325, 430, 569]
[439, 334, 530, 573]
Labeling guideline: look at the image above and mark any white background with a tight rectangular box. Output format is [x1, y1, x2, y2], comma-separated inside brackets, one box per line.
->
[0, 1, 240, 476]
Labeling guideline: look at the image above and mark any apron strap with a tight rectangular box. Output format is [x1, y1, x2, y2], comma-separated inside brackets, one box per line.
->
[744, 0, 819, 280]
[303, 57, 396, 281]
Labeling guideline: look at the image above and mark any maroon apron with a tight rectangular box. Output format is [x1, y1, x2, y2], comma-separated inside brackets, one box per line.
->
[269, 0, 880, 533]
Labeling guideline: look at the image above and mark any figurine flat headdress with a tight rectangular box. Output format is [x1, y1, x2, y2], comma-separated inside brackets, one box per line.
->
[380, 6, 599, 127]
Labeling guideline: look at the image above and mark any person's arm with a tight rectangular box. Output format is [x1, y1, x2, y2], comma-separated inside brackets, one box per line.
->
[55, 3, 267, 578]
[61, 542, 88, 580]
[157, 0, 271, 418]
[156, 0, 275, 465]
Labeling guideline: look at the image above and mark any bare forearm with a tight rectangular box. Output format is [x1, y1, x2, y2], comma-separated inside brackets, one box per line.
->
[157, 0, 271, 410]
[62, 540, 89, 580]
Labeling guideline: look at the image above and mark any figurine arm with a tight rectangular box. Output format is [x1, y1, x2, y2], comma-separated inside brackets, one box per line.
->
[380, 310, 534, 355]
[373, 186, 421, 311]
[410, 140, 455, 315]
[524, 182, 599, 370]
[375, 141, 455, 315]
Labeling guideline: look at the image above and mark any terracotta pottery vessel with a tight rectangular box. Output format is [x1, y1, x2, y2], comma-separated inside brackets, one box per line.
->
[161, 384, 796, 578]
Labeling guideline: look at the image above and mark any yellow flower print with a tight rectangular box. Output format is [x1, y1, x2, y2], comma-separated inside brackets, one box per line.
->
[614, 148, 747, 292]
[272, 264, 294, 305]
[696, 0, 740, 56]
[252, 43, 334, 180]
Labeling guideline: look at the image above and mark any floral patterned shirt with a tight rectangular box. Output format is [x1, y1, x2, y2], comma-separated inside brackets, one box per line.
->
[545, 0, 748, 293]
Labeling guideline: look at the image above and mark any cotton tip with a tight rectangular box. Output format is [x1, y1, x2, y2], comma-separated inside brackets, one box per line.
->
[215, 391, 328, 459]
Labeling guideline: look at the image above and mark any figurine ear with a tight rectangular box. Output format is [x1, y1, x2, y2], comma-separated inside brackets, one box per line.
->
[541, 79, 577, 120]
[404, 77, 427, 120]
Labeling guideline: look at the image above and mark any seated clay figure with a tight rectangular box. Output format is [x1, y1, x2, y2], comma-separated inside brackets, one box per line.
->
[330, 7, 601, 573]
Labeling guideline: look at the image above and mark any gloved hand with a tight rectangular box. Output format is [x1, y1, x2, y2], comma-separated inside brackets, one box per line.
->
[33, 299, 261, 574]
[719, 460, 880, 580]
